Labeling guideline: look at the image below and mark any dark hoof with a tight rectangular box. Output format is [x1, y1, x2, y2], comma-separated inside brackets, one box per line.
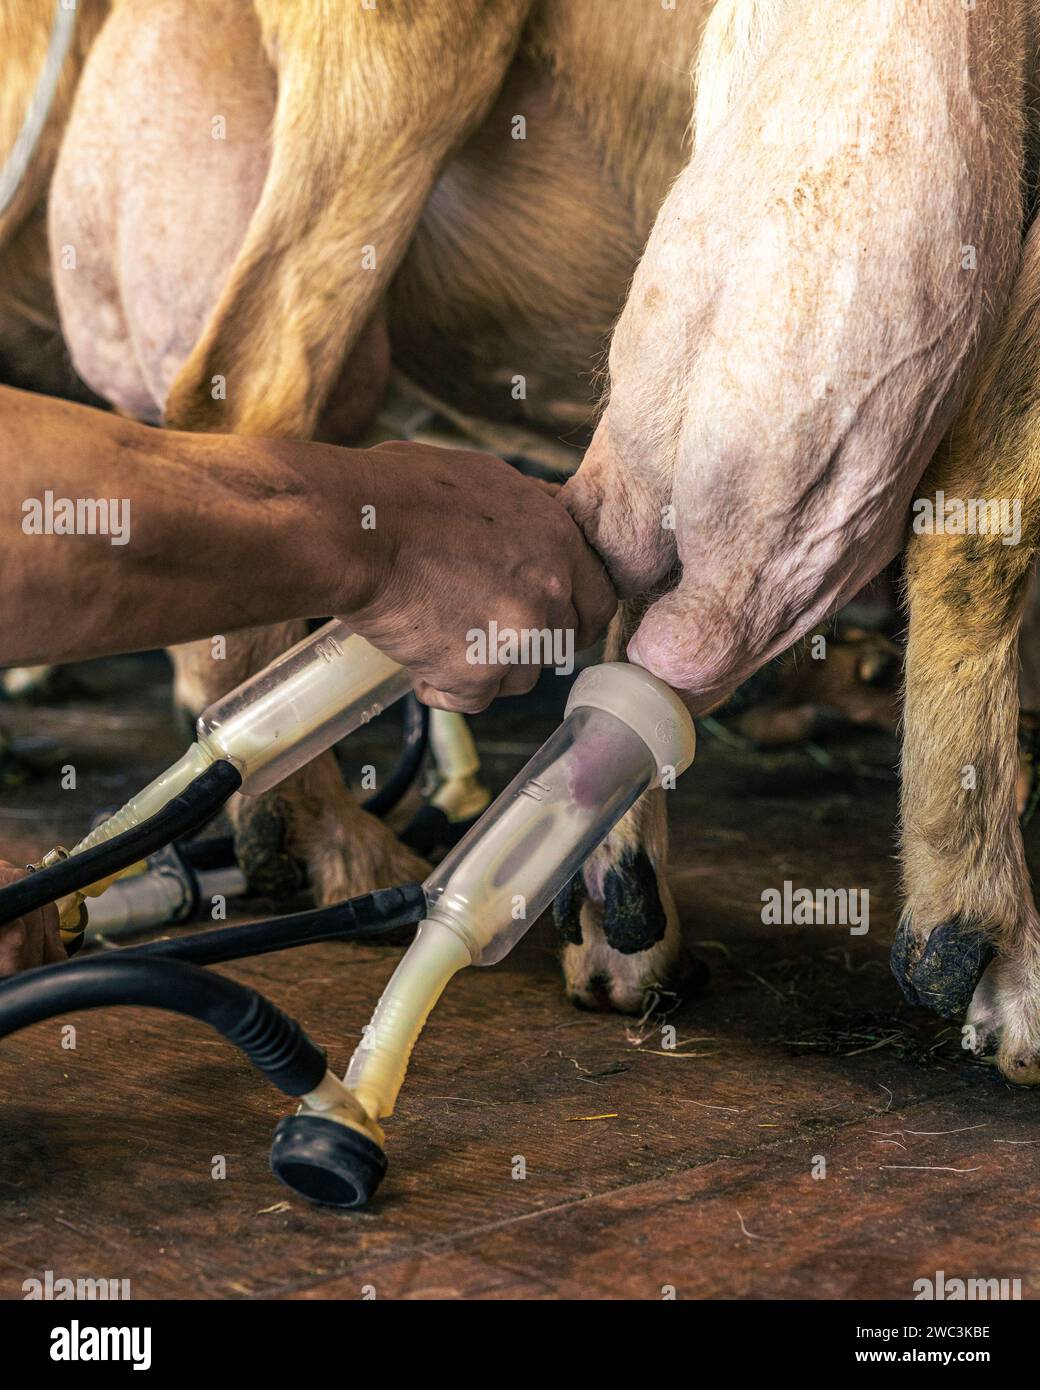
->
[554, 850, 672, 955]
[601, 849, 669, 955]
[553, 872, 587, 946]
[234, 798, 306, 901]
[891, 916, 995, 1019]
[400, 804, 482, 859]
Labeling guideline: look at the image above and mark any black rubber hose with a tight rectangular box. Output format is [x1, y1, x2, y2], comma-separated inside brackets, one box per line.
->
[0, 761, 242, 927]
[0, 955, 326, 1096]
[360, 694, 428, 819]
[123, 882, 426, 966]
[177, 834, 235, 871]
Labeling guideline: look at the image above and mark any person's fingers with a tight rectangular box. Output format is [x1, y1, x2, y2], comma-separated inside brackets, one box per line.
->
[496, 663, 542, 698]
[412, 677, 500, 715]
[570, 558, 618, 653]
[545, 502, 617, 652]
[0, 921, 28, 978]
[0, 866, 66, 974]
[23, 909, 46, 970]
[0, 868, 35, 973]
[40, 904, 66, 966]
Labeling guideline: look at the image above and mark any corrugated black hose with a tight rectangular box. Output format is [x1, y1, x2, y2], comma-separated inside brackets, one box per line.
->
[0, 883, 427, 1095]
[0, 760, 430, 1106]
[0, 954, 326, 1095]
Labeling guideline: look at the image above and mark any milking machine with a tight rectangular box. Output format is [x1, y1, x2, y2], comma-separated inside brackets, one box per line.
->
[0, 620, 694, 1208]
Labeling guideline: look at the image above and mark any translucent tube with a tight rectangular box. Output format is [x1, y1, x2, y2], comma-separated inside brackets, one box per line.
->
[342, 662, 696, 1121]
[197, 620, 411, 796]
[343, 919, 472, 1122]
[425, 704, 657, 964]
[71, 744, 213, 855]
[70, 622, 410, 857]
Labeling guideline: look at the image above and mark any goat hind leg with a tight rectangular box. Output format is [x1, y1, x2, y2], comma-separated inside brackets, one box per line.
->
[897, 229, 1040, 1083]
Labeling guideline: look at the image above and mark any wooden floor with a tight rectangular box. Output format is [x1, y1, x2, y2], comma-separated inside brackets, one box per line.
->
[1, 657, 1038, 1300]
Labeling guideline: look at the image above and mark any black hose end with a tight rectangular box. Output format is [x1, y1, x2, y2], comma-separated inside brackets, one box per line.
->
[269, 1114, 387, 1209]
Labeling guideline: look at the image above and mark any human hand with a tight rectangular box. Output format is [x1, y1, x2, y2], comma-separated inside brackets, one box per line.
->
[0, 863, 65, 976]
[344, 442, 616, 711]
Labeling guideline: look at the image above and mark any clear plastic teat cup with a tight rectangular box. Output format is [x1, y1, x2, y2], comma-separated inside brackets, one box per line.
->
[422, 662, 696, 965]
[197, 620, 412, 795]
[70, 622, 411, 857]
[339, 661, 696, 1127]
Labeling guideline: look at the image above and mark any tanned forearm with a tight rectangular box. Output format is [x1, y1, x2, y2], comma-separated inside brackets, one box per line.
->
[0, 385, 389, 664]
[0, 386, 617, 703]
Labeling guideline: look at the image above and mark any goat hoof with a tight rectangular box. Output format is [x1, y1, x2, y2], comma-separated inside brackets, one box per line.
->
[600, 848, 669, 955]
[964, 958, 1040, 1085]
[234, 797, 306, 901]
[891, 915, 994, 1019]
